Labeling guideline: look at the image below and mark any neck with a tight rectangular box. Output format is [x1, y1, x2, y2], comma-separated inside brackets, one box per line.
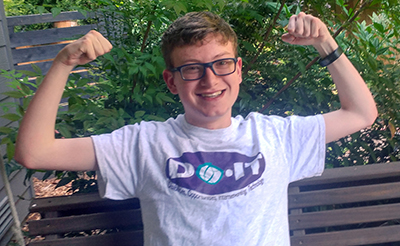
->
[184, 115, 232, 130]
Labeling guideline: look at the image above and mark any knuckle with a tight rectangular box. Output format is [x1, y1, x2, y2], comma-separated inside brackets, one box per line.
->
[311, 18, 319, 25]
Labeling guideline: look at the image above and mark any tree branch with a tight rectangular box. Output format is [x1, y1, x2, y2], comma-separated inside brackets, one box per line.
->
[141, 5, 157, 52]
[141, 20, 153, 52]
[243, 0, 286, 77]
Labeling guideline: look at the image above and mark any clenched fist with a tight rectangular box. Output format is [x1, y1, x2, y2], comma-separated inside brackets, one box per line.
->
[55, 30, 113, 67]
[281, 12, 332, 47]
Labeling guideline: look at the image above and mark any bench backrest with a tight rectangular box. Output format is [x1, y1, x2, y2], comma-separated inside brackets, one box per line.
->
[289, 162, 400, 246]
[7, 11, 101, 76]
[28, 162, 400, 246]
[28, 192, 143, 246]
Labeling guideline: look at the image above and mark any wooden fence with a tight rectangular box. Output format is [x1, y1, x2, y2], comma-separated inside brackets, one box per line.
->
[6, 11, 102, 76]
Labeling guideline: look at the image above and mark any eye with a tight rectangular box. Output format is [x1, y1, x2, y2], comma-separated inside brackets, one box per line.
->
[182, 65, 202, 73]
[217, 60, 227, 65]
[214, 59, 233, 68]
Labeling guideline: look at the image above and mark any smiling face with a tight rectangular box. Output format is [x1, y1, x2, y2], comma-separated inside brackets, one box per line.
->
[163, 34, 242, 129]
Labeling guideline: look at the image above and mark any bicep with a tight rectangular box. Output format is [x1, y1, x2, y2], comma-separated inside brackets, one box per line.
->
[39, 137, 98, 171]
[323, 109, 372, 144]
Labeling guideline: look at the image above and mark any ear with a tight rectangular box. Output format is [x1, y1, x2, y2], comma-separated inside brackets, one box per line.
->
[163, 69, 178, 94]
[237, 57, 243, 84]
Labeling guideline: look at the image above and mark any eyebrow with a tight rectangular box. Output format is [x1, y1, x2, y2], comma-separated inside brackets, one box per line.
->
[181, 51, 234, 65]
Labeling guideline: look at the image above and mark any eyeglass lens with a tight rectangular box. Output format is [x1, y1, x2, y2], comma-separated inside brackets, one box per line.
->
[181, 59, 236, 80]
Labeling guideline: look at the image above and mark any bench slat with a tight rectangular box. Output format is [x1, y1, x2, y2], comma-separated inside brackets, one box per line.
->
[289, 203, 400, 230]
[289, 181, 400, 209]
[6, 12, 91, 27]
[30, 193, 140, 213]
[27, 230, 143, 246]
[290, 162, 400, 186]
[11, 43, 68, 64]
[29, 209, 142, 236]
[9, 25, 94, 48]
[291, 224, 400, 246]
[15, 61, 93, 77]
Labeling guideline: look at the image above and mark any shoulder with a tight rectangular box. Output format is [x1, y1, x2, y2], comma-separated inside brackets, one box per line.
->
[235, 112, 324, 131]
[93, 115, 183, 139]
[235, 112, 289, 126]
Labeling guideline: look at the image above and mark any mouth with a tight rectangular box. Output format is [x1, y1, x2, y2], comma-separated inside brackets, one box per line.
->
[199, 90, 225, 98]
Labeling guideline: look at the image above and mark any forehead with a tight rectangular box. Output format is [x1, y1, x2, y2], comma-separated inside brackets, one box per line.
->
[170, 34, 235, 66]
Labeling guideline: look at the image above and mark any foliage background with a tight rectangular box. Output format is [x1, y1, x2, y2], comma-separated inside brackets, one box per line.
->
[1, 0, 399, 192]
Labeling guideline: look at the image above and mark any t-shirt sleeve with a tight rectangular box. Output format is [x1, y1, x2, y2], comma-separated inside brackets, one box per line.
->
[286, 114, 326, 182]
[91, 124, 142, 200]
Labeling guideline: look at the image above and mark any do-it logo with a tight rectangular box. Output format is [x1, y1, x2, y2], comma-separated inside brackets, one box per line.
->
[166, 152, 265, 195]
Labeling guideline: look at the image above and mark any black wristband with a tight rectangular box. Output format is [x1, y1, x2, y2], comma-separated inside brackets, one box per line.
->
[318, 46, 343, 67]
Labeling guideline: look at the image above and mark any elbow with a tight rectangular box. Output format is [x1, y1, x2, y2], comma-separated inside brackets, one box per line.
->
[14, 152, 31, 170]
[362, 106, 378, 129]
[14, 145, 39, 170]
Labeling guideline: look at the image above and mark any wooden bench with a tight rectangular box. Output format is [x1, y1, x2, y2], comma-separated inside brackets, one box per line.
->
[27, 162, 400, 246]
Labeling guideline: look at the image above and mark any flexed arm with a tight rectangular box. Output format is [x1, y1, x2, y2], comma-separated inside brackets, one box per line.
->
[281, 12, 378, 143]
[15, 31, 112, 171]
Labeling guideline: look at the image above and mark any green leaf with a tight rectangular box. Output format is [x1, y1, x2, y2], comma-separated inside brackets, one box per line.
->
[144, 62, 156, 75]
[20, 83, 32, 95]
[17, 105, 25, 117]
[35, 76, 44, 86]
[1, 113, 21, 121]
[373, 22, 385, 33]
[135, 110, 146, 118]
[2, 90, 25, 98]
[376, 47, 389, 56]
[6, 143, 15, 161]
[78, 9, 88, 17]
[57, 124, 72, 138]
[37, 6, 45, 15]
[17, 70, 39, 77]
[242, 41, 257, 53]
[173, 2, 187, 15]
[157, 93, 175, 103]
[296, 61, 306, 75]
[42, 171, 54, 181]
[1, 137, 11, 145]
[146, 115, 165, 122]
[55, 177, 72, 188]
[129, 66, 139, 76]
[155, 94, 163, 105]
[295, 5, 301, 15]
[0, 127, 13, 134]
[51, 7, 62, 18]
[77, 78, 91, 88]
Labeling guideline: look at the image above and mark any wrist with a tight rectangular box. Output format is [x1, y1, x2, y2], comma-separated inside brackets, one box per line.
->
[318, 46, 343, 67]
[52, 58, 75, 73]
[313, 37, 338, 58]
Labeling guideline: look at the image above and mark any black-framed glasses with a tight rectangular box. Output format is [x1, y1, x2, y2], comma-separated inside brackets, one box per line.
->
[170, 58, 238, 81]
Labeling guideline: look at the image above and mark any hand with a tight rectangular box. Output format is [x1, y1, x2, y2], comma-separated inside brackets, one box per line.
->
[281, 12, 332, 47]
[55, 30, 113, 67]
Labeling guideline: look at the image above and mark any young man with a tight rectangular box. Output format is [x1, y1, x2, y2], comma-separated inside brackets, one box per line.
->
[15, 12, 377, 245]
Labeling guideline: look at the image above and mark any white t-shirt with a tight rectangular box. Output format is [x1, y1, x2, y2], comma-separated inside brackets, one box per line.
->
[92, 112, 326, 245]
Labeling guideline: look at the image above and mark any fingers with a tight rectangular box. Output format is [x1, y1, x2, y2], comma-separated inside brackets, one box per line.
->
[80, 30, 113, 61]
[288, 12, 317, 38]
[59, 30, 112, 67]
[283, 12, 329, 46]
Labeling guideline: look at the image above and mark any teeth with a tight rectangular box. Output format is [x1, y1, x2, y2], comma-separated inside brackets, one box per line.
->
[201, 91, 222, 98]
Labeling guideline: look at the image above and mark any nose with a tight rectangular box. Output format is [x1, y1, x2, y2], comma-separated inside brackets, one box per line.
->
[200, 67, 218, 87]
